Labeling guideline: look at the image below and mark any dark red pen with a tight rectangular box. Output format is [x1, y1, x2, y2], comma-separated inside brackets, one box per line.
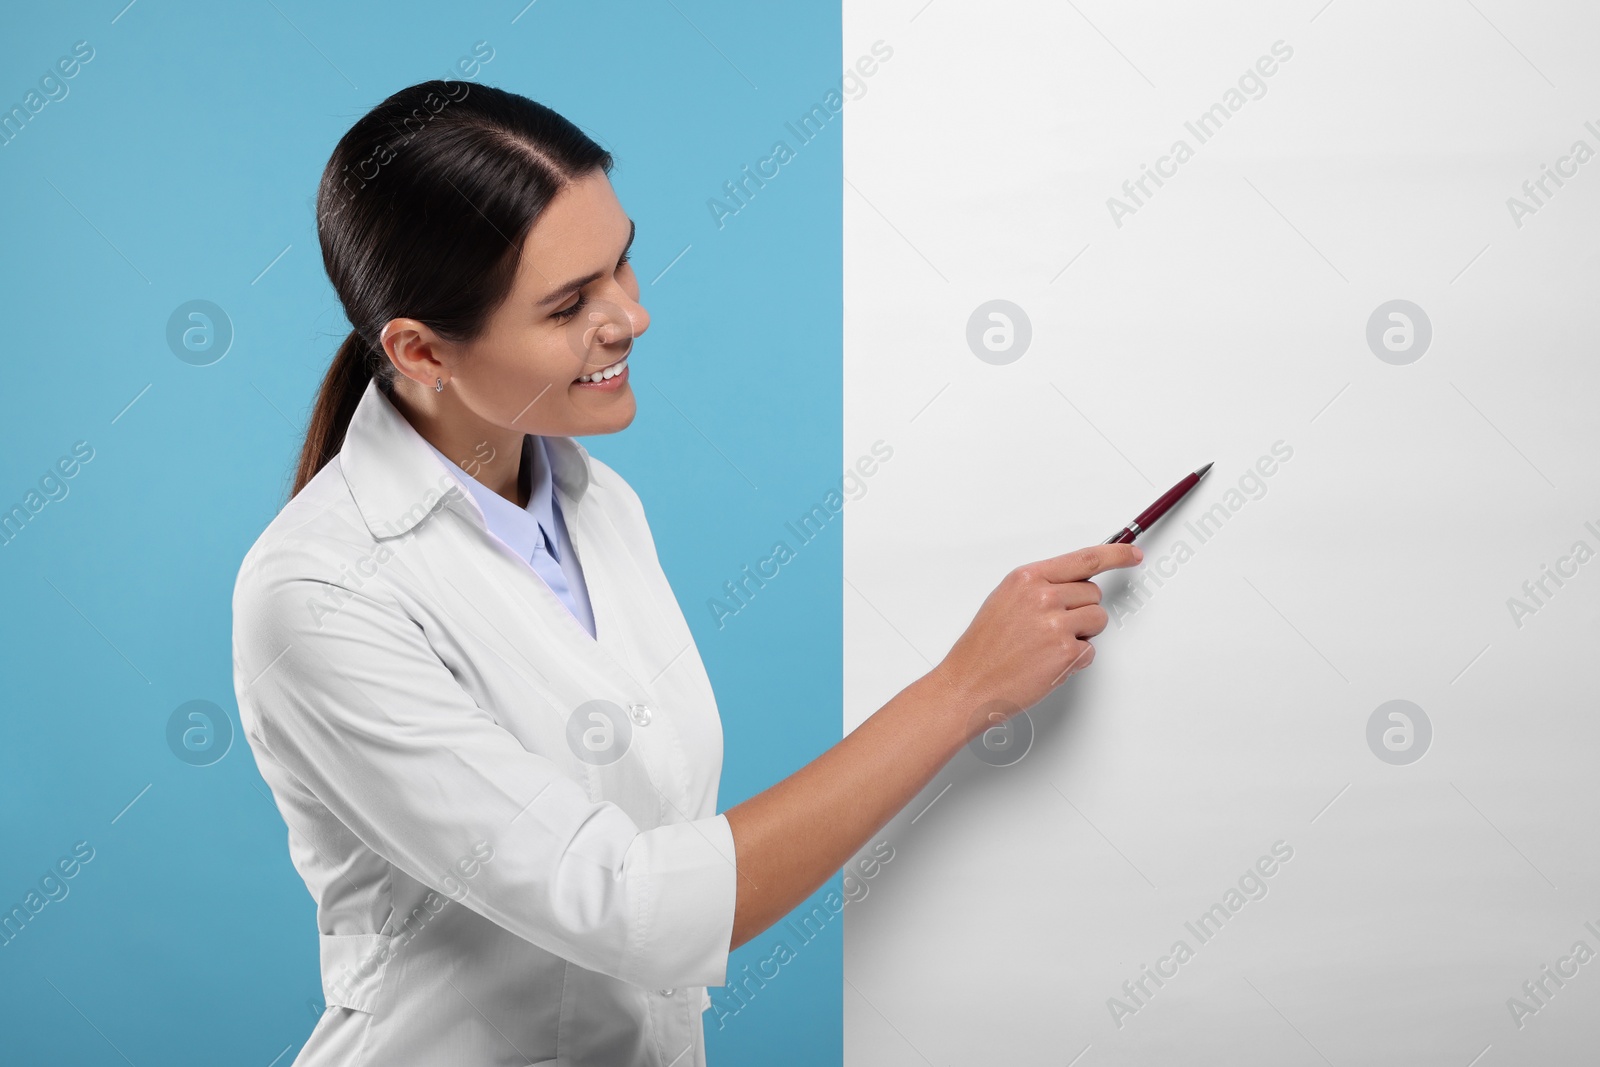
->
[1102, 462, 1214, 544]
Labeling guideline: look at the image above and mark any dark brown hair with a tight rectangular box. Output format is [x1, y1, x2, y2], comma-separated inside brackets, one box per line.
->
[292, 80, 613, 497]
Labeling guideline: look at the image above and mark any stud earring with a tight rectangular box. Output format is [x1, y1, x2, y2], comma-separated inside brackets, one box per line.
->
[435, 377, 444, 393]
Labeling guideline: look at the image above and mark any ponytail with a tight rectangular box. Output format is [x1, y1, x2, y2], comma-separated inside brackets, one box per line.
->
[291, 329, 387, 498]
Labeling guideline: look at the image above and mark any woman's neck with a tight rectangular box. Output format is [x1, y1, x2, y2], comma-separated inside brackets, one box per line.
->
[389, 382, 528, 507]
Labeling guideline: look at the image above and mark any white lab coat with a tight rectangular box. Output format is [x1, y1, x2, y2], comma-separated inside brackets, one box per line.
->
[231, 378, 738, 1066]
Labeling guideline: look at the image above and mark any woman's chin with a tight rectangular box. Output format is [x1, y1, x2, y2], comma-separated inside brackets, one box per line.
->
[568, 390, 636, 435]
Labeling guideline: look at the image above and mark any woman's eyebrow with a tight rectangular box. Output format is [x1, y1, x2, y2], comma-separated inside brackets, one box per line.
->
[538, 218, 636, 307]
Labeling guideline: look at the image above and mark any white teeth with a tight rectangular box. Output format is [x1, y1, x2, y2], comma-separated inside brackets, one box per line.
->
[577, 355, 628, 383]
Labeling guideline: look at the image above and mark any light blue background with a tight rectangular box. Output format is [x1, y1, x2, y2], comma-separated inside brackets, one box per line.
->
[0, 2, 841, 1063]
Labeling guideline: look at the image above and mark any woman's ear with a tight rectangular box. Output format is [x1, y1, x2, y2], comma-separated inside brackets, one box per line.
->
[380, 318, 453, 390]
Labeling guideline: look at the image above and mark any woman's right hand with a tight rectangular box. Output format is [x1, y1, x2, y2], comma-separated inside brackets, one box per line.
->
[930, 543, 1144, 739]
[725, 539, 1143, 951]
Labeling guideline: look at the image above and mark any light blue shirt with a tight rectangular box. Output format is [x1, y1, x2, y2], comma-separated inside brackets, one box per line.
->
[425, 434, 597, 639]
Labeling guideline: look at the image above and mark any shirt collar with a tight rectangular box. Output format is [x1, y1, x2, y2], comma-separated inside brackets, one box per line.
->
[339, 377, 591, 542]
[421, 434, 562, 563]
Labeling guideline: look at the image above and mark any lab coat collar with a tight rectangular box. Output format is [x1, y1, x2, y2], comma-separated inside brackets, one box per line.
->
[340, 377, 592, 542]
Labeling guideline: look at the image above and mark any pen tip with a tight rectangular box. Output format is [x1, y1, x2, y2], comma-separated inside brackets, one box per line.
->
[1195, 461, 1214, 478]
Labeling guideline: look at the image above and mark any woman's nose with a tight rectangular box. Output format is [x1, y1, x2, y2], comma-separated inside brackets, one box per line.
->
[587, 297, 649, 348]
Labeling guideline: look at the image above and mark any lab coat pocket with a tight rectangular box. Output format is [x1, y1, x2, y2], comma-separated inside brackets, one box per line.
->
[319, 932, 397, 1015]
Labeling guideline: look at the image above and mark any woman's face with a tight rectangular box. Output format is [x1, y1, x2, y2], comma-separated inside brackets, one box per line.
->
[383, 168, 648, 442]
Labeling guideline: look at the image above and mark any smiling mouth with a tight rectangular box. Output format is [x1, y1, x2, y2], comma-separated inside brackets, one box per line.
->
[575, 352, 630, 384]
[572, 355, 627, 383]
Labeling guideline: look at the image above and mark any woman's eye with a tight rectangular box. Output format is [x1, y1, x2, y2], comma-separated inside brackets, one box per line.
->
[552, 295, 586, 321]
[551, 255, 630, 321]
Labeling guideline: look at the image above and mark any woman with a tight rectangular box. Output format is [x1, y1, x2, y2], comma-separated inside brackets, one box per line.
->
[230, 80, 1139, 1067]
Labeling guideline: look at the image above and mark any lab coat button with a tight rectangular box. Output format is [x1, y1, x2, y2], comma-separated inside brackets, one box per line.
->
[627, 703, 653, 726]
[658, 988, 675, 996]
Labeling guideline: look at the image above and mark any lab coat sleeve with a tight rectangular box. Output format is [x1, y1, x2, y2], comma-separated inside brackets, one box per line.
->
[231, 568, 738, 991]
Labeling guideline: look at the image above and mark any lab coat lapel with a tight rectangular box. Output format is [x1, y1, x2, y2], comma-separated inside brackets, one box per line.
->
[339, 379, 667, 705]
[338, 379, 717, 830]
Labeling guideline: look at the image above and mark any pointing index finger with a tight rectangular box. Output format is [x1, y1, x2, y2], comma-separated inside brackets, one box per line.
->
[1041, 543, 1144, 583]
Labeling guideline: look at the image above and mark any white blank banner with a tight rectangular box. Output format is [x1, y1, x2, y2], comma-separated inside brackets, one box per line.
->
[842, 1, 1600, 1064]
